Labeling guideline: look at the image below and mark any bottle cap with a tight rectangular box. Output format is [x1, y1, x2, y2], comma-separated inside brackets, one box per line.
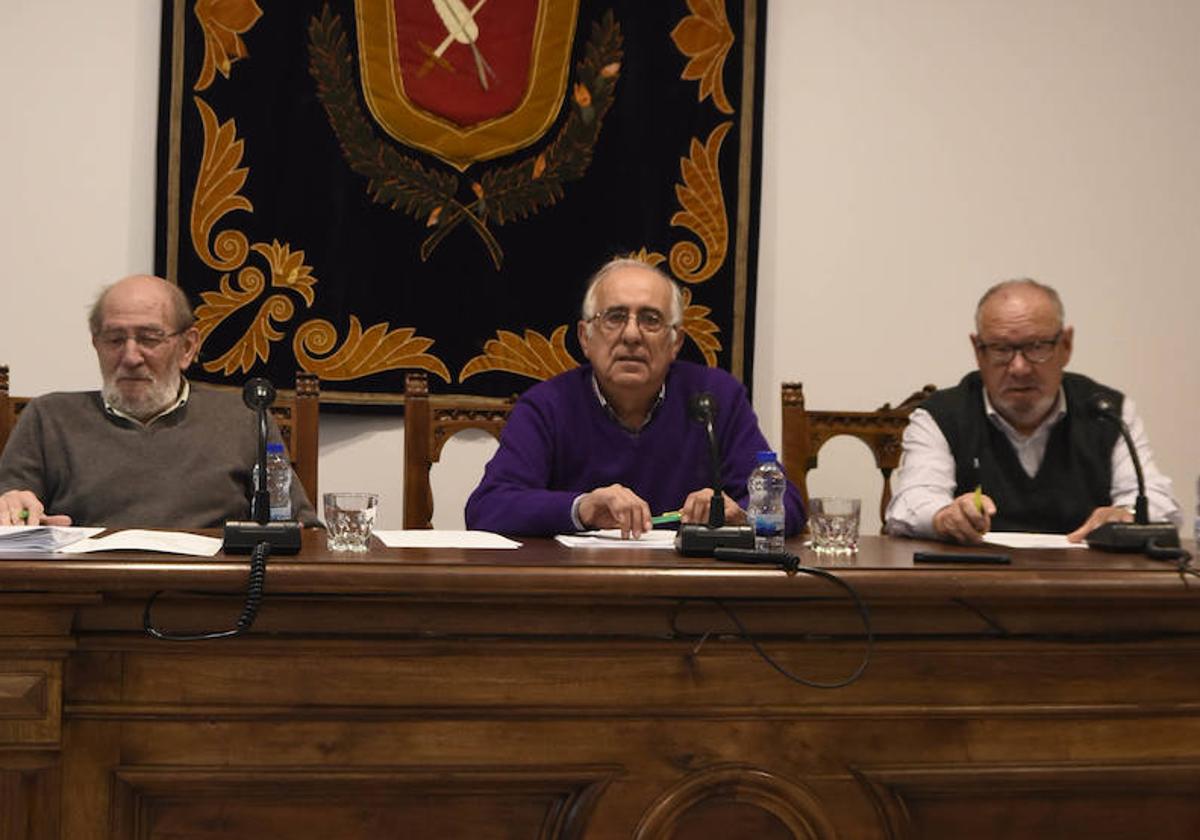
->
[267, 442, 286, 454]
[756, 450, 776, 463]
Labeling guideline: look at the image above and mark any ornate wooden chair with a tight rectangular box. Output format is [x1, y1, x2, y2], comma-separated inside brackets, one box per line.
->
[0, 365, 321, 504]
[780, 381, 937, 528]
[403, 371, 516, 529]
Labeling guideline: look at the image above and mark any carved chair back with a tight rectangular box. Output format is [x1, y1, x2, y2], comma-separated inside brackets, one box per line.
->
[403, 371, 516, 529]
[780, 381, 937, 530]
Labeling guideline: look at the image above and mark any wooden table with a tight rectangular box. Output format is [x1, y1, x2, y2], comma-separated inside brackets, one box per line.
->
[1, 533, 1198, 839]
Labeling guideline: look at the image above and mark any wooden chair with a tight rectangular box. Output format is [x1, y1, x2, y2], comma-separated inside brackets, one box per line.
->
[780, 381, 937, 528]
[403, 371, 516, 529]
[0, 365, 321, 504]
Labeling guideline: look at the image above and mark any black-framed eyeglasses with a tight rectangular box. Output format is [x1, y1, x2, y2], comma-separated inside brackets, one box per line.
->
[975, 331, 1063, 365]
[95, 328, 185, 353]
[591, 306, 672, 335]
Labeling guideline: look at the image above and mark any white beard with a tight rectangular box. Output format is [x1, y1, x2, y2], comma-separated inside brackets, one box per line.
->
[102, 371, 182, 421]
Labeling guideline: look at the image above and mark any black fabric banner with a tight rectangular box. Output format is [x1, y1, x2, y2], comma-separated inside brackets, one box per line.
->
[156, 0, 766, 400]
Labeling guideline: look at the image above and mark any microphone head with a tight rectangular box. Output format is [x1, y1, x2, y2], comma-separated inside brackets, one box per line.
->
[243, 377, 277, 410]
[689, 392, 717, 422]
[1087, 392, 1118, 419]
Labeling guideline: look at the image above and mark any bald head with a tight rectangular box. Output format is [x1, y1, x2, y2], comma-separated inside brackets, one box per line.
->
[974, 278, 1064, 333]
[89, 275, 195, 337]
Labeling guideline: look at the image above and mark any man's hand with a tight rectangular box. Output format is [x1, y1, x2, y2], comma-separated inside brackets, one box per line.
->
[679, 489, 747, 527]
[577, 484, 652, 539]
[932, 492, 996, 544]
[0, 489, 72, 527]
[1066, 505, 1134, 543]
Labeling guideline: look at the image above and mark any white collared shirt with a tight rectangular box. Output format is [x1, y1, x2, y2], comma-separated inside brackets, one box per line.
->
[885, 388, 1180, 537]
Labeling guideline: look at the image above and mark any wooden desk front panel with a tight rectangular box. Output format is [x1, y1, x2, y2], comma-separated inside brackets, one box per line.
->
[2, 537, 1199, 839]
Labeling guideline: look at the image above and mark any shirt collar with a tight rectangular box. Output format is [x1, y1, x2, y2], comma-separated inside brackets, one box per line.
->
[104, 378, 190, 427]
[590, 374, 667, 432]
[982, 384, 1067, 440]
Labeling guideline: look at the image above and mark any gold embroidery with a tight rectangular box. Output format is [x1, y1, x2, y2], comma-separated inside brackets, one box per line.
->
[669, 121, 732, 284]
[194, 267, 265, 345]
[295, 317, 452, 382]
[194, 0, 263, 92]
[205, 294, 296, 375]
[191, 97, 251, 271]
[670, 0, 735, 114]
[308, 6, 623, 270]
[459, 326, 579, 382]
[253, 240, 317, 306]
[680, 287, 722, 366]
[626, 248, 668, 266]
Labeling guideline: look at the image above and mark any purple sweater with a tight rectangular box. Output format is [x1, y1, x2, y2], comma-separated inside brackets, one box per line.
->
[464, 362, 805, 536]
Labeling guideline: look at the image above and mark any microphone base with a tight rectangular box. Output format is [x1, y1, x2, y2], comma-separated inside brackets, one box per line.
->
[1086, 521, 1180, 553]
[675, 524, 755, 557]
[223, 521, 302, 555]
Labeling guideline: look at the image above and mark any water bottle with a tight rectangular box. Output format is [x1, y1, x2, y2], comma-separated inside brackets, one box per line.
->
[256, 442, 292, 521]
[747, 450, 786, 552]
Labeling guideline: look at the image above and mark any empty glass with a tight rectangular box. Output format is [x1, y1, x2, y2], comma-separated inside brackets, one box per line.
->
[808, 497, 861, 554]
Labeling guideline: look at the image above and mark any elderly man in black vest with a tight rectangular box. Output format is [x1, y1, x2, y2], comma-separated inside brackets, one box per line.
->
[886, 278, 1179, 545]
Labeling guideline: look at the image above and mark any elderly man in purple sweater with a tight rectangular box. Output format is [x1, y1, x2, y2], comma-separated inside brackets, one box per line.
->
[465, 258, 804, 538]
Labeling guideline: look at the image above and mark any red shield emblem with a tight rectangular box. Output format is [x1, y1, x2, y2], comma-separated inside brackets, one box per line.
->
[355, 0, 580, 170]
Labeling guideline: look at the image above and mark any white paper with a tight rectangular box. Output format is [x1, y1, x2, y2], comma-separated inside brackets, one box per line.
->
[982, 532, 1086, 550]
[59, 529, 223, 556]
[373, 530, 522, 549]
[0, 525, 105, 553]
[556, 529, 678, 549]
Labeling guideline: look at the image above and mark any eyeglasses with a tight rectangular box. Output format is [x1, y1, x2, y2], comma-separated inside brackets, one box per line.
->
[95, 328, 185, 353]
[974, 331, 1063, 365]
[591, 306, 673, 335]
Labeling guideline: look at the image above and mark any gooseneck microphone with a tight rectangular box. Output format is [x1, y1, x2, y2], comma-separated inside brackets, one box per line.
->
[244, 377, 277, 525]
[1085, 392, 1180, 554]
[689, 392, 724, 527]
[675, 392, 755, 557]
[222, 376, 301, 556]
[147, 377, 298, 642]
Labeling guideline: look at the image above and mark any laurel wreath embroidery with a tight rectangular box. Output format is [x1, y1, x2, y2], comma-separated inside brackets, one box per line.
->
[307, 5, 623, 271]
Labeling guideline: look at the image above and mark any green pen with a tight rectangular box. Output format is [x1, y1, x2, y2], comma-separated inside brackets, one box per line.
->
[651, 511, 682, 525]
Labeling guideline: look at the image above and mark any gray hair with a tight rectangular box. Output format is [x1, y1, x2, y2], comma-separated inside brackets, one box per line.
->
[580, 257, 684, 335]
[88, 276, 196, 336]
[975, 278, 1065, 332]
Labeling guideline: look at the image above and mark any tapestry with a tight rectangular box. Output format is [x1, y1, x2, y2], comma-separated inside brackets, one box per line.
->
[155, 0, 767, 400]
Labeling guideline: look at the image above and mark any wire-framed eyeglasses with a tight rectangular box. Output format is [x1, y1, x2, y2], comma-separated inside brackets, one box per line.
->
[591, 306, 672, 335]
[95, 328, 186, 353]
[974, 331, 1063, 365]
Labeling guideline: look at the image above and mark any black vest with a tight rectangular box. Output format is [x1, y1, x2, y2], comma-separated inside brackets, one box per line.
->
[922, 372, 1122, 533]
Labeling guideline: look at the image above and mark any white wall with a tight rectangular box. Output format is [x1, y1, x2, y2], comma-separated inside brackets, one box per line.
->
[2, 1, 1196, 534]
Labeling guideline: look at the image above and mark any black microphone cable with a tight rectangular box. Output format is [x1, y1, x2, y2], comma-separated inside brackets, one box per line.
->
[681, 548, 873, 689]
[143, 540, 271, 641]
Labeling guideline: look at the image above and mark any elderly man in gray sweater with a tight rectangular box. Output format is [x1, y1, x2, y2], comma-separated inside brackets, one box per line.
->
[0, 275, 316, 528]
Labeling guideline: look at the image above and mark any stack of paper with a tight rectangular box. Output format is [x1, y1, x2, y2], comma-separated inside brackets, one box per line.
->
[59, 530, 223, 556]
[0, 525, 104, 553]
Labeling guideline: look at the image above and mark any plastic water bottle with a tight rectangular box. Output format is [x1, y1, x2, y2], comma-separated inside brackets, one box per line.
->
[265, 442, 292, 521]
[747, 450, 786, 552]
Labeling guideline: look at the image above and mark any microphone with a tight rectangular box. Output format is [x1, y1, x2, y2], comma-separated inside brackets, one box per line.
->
[244, 378, 277, 524]
[1085, 392, 1179, 553]
[222, 377, 301, 555]
[675, 392, 755, 557]
[689, 392, 724, 527]
[243, 377, 276, 411]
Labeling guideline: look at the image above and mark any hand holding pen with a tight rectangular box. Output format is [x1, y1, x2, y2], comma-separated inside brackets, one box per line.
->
[932, 484, 997, 544]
